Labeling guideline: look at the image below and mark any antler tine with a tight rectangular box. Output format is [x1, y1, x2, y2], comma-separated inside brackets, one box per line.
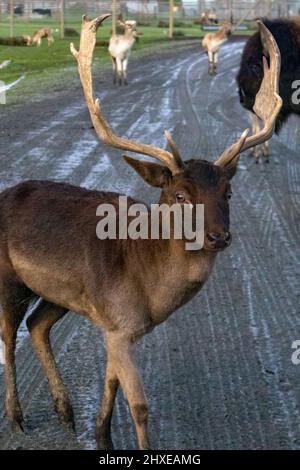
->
[71, 14, 184, 175]
[164, 130, 184, 168]
[215, 20, 282, 167]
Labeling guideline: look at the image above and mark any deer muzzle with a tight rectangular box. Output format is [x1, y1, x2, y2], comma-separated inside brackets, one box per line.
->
[205, 231, 232, 251]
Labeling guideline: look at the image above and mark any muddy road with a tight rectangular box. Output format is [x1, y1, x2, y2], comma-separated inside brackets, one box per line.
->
[0, 40, 300, 450]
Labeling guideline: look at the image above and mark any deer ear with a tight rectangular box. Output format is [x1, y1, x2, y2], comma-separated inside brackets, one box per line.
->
[123, 156, 172, 188]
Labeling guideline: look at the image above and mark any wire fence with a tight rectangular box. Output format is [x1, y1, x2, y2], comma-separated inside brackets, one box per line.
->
[0, 0, 300, 38]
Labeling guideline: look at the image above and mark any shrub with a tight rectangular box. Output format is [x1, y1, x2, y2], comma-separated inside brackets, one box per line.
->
[173, 30, 185, 37]
[64, 28, 79, 37]
[158, 20, 168, 28]
[0, 37, 27, 46]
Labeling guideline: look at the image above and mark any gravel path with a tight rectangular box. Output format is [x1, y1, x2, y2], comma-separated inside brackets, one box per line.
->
[0, 40, 300, 450]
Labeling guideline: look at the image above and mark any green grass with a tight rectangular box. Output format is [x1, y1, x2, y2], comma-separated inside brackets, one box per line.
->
[0, 18, 253, 104]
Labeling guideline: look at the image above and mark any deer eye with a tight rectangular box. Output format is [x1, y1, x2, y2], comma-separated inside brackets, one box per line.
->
[176, 193, 186, 203]
[226, 191, 232, 201]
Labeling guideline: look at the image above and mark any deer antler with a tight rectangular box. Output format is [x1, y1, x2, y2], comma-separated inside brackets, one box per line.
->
[215, 20, 282, 167]
[70, 14, 184, 175]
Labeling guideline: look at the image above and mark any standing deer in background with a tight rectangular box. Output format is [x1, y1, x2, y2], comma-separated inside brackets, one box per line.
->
[26, 27, 54, 47]
[237, 18, 300, 162]
[0, 14, 281, 450]
[202, 23, 232, 75]
[201, 9, 218, 25]
[108, 19, 140, 85]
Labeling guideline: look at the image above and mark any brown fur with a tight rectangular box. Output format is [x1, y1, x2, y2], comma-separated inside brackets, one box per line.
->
[0, 159, 234, 448]
[27, 28, 54, 47]
[1, 14, 278, 450]
[237, 18, 300, 160]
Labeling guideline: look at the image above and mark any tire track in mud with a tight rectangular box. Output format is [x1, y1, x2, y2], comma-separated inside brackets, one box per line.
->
[1, 41, 300, 450]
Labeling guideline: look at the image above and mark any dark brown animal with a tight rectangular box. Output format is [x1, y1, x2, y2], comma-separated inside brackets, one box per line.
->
[0, 15, 281, 449]
[237, 18, 300, 162]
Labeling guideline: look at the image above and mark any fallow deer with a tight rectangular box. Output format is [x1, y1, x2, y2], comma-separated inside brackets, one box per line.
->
[237, 18, 300, 162]
[202, 23, 232, 75]
[27, 27, 54, 47]
[0, 15, 281, 450]
[108, 19, 140, 85]
[201, 9, 218, 26]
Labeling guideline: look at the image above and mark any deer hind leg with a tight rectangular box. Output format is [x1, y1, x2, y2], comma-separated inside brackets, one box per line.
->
[96, 357, 119, 449]
[111, 57, 117, 84]
[0, 276, 32, 432]
[249, 112, 259, 162]
[106, 332, 150, 450]
[116, 57, 123, 86]
[262, 139, 270, 163]
[250, 112, 270, 163]
[26, 300, 74, 431]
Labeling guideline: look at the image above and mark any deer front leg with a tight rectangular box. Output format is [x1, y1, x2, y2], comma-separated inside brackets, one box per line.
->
[208, 50, 214, 75]
[213, 51, 218, 74]
[116, 57, 123, 86]
[96, 358, 119, 449]
[111, 57, 117, 84]
[106, 332, 150, 450]
[122, 57, 129, 85]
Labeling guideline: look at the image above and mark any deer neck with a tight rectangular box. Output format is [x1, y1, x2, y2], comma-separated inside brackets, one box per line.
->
[134, 236, 217, 326]
[216, 28, 228, 40]
[124, 31, 136, 45]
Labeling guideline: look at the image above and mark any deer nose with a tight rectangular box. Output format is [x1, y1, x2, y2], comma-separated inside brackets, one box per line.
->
[206, 231, 231, 249]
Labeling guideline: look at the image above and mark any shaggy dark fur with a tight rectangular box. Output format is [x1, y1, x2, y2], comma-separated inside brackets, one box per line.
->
[237, 18, 300, 132]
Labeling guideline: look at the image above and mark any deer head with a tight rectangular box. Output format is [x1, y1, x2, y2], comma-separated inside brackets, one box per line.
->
[220, 22, 232, 37]
[118, 19, 140, 39]
[71, 15, 282, 252]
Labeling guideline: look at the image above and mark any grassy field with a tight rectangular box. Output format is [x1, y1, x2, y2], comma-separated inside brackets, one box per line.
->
[0, 18, 252, 104]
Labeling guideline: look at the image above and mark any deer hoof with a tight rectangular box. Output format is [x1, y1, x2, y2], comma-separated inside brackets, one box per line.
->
[96, 434, 114, 450]
[61, 418, 76, 435]
[59, 413, 76, 434]
[55, 399, 75, 433]
[9, 413, 25, 433]
[7, 401, 25, 433]
[11, 418, 25, 433]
